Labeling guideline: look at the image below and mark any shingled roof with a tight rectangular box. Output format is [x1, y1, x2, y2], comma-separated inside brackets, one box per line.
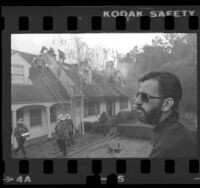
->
[12, 50, 70, 104]
[12, 84, 57, 103]
[12, 50, 36, 66]
[61, 62, 129, 99]
[12, 50, 128, 104]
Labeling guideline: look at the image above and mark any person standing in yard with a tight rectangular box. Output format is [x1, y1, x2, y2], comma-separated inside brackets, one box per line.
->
[134, 71, 197, 158]
[99, 111, 108, 124]
[14, 118, 30, 158]
[99, 111, 110, 136]
[65, 114, 74, 145]
[54, 114, 68, 157]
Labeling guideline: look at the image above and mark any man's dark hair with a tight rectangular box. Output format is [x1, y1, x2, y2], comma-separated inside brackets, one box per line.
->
[138, 71, 182, 118]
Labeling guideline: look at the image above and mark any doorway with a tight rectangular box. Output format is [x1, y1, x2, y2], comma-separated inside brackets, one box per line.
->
[106, 98, 113, 117]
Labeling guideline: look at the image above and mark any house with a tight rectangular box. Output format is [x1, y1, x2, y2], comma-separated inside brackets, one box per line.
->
[11, 50, 71, 148]
[11, 50, 131, 148]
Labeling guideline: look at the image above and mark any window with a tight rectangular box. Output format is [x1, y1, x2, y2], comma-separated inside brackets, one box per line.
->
[50, 106, 57, 123]
[96, 101, 100, 115]
[87, 101, 100, 116]
[88, 102, 95, 116]
[11, 65, 25, 84]
[120, 98, 128, 110]
[106, 100, 112, 117]
[30, 109, 42, 127]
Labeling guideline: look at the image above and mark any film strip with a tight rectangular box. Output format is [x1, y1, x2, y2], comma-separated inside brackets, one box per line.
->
[1, 159, 200, 184]
[1, 6, 200, 184]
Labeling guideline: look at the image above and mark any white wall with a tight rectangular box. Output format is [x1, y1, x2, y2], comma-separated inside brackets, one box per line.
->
[128, 99, 132, 110]
[100, 99, 106, 114]
[71, 98, 107, 129]
[12, 53, 32, 85]
[115, 98, 131, 114]
[72, 98, 82, 130]
[115, 99, 120, 114]
[27, 104, 71, 139]
[11, 97, 131, 144]
[24, 106, 47, 140]
[84, 115, 100, 122]
[12, 103, 57, 145]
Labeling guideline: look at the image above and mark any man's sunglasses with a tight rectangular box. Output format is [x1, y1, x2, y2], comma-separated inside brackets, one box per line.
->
[136, 92, 163, 103]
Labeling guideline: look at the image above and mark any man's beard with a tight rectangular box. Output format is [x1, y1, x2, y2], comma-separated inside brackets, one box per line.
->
[136, 104, 163, 126]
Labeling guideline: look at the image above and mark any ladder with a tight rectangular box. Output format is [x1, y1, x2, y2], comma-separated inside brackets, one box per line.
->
[40, 53, 74, 98]
[36, 67, 70, 110]
[39, 54, 75, 125]
[33, 54, 76, 134]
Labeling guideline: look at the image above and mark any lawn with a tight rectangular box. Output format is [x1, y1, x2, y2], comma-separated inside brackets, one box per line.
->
[12, 133, 151, 158]
[71, 136, 152, 158]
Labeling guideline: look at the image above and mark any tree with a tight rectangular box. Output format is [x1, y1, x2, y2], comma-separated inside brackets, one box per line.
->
[120, 46, 139, 64]
[160, 61, 197, 113]
[119, 33, 197, 114]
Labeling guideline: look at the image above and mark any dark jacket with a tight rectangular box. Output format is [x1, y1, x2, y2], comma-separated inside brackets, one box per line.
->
[55, 121, 69, 140]
[14, 124, 29, 141]
[65, 119, 74, 132]
[149, 113, 197, 158]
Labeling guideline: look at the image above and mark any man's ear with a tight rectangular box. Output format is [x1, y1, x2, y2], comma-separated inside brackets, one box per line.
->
[162, 98, 174, 112]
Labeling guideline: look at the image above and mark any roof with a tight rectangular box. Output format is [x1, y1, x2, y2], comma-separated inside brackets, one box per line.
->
[12, 50, 70, 104]
[61, 62, 129, 99]
[12, 50, 37, 65]
[12, 50, 129, 104]
[12, 84, 57, 103]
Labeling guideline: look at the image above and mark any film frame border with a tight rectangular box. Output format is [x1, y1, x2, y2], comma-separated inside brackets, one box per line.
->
[1, 5, 200, 184]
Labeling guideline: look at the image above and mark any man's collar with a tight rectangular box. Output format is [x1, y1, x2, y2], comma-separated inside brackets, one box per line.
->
[153, 112, 179, 134]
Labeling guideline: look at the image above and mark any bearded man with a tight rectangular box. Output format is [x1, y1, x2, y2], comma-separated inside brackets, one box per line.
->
[134, 71, 197, 158]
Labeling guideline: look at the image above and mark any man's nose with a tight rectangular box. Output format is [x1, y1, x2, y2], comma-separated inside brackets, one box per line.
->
[135, 95, 142, 105]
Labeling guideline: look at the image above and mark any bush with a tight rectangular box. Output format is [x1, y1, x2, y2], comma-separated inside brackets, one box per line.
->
[93, 124, 109, 135]
[84, 121, 99, 132]
[160, 62, 197, 114]
[116, 110, 136, 124]
[117, 124, 152, 139]
[87, 110, 137, 135]
[99, 112, 109, 123]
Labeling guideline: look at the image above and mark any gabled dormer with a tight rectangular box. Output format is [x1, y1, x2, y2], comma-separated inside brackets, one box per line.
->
[11, 51, 34, 85]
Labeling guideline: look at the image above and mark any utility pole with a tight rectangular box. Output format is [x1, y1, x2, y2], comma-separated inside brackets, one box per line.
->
[75, 37, 85, 136]
[80, 70, 84, 135]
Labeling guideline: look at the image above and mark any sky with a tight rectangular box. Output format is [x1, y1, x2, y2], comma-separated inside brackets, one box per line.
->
[11, 33, 164, 55]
